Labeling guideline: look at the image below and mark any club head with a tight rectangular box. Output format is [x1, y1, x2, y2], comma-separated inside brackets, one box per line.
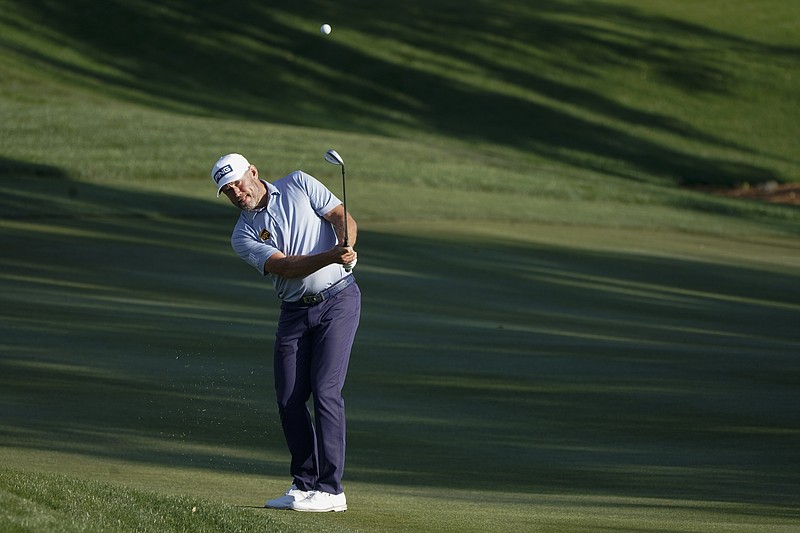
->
[324, 149, 345, 167]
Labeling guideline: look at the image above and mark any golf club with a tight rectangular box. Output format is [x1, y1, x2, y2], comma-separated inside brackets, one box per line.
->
[324, 149, 351, 271]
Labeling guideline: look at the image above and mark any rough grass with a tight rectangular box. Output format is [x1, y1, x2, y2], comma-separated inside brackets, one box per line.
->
[0, 468, 290, 533]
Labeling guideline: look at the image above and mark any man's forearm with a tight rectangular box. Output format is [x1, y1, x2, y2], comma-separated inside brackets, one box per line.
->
[324, 206, 358, 246]
[264, 251, 335, 279]
[264, 246, 356, 279]
[337, 213, 357, 246]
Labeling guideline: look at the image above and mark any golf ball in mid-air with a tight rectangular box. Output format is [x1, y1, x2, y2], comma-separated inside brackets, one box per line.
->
[320, 23, 331, 35]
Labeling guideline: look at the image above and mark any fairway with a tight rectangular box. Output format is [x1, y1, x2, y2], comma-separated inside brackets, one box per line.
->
[1, 181, 799, 531]
[1, 0, 800, 530]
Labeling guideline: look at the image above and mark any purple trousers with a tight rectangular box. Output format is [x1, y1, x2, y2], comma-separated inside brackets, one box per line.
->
[273, 281, 360, 495]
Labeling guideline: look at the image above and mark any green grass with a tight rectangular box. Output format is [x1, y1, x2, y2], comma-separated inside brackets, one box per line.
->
[1, 0, 799, 531]
[0, 468, 288, 533]
[2, 469, 797, 533]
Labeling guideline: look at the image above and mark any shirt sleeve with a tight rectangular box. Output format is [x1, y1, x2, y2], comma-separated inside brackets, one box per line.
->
[296, 171, 341, 216]
[230, 215, 279, 275]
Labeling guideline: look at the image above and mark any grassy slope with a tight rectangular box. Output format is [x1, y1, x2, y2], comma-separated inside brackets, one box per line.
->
[1, 0, 799, 531]
[0, 0, 798, 224]
[3, 0, 798, 174]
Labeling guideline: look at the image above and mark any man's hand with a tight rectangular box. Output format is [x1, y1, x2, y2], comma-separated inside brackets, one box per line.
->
[344, 257, 357, 272]
[336, 245, 357, 267]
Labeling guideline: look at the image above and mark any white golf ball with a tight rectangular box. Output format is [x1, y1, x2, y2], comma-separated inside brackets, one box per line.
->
[320, 23, 331, 35]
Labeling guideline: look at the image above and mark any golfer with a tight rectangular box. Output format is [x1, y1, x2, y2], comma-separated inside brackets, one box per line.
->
[211, 153, 360, 513]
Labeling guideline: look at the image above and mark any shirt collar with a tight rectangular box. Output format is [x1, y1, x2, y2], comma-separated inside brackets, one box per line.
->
[251, 180, 278, 213]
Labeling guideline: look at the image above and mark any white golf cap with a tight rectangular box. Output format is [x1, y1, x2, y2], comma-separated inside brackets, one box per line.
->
[211, 153, 250, 196]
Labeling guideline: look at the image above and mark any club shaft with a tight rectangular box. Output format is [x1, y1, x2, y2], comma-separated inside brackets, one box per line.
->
[341, 166, 348, 246]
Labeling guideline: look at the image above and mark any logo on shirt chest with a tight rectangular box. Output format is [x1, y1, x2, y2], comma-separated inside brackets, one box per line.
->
[259, 228, 271, 241]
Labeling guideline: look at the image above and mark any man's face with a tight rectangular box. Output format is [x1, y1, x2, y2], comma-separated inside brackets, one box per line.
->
[221, 167, 264, 211]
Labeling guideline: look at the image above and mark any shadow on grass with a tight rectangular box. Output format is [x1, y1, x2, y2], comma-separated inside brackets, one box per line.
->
[1, 175, 799, 513]
[348, 233, 800, 507]
[3, 0, 798, 186]
[0, 159, 69, 180]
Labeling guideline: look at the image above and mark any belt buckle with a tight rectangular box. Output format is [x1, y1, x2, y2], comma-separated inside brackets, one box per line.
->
[302, 294, 321, 304]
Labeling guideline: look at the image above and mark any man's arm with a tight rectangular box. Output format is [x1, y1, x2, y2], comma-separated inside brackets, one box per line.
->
[264, 246, 356, 278]
[263, 204, 358, 279]
[323, 204, 357, 246]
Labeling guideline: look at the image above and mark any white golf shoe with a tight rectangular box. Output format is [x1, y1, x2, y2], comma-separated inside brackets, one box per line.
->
[264, 485, 311, 510]
[291, 491, 347, 512]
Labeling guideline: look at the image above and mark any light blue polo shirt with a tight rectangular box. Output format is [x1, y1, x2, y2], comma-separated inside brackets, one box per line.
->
[230, 171, 347, 302]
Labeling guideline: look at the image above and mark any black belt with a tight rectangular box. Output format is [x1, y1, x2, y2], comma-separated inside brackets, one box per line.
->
[296, 275, 355, 305]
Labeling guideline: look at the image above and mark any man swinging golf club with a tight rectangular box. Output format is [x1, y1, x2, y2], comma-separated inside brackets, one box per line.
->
[211, 151, 360, 512]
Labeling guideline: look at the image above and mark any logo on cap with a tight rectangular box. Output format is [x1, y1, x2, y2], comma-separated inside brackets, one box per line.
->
[213, 164, 233, 184]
